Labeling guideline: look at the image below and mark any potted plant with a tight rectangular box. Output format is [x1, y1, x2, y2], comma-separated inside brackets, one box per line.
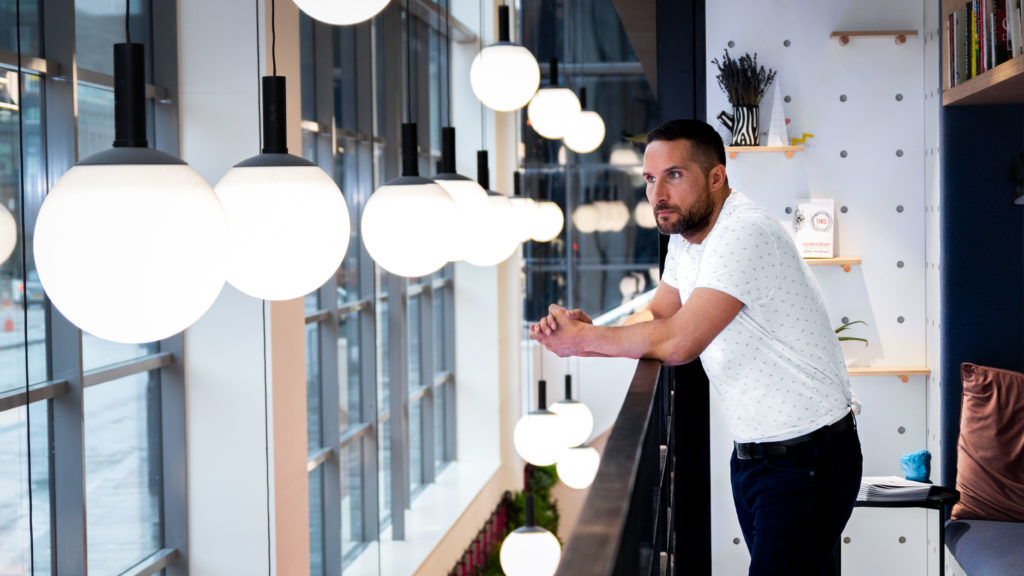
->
[712, 50, 776, 146]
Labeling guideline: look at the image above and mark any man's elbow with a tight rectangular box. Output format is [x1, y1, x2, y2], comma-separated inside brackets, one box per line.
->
[652, 338, 700, 366]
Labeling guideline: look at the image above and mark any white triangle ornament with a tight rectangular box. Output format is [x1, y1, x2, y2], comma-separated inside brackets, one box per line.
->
[766, 83, 788, 147]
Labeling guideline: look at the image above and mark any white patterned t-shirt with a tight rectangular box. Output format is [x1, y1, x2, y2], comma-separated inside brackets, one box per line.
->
[662, 191, 851, 443]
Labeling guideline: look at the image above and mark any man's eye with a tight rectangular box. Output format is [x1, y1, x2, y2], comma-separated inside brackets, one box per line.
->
[668, 171, 682, 179]
[645, 175, 655, 183]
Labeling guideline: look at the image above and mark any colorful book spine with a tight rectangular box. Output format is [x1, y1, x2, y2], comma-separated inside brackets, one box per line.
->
[971, 1, 979, 77]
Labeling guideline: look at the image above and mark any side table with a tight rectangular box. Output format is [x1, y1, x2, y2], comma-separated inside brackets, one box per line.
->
[846, 484, 961, 576]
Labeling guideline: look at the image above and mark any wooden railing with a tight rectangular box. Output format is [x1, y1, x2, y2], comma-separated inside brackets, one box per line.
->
[555, 359, 674, 576]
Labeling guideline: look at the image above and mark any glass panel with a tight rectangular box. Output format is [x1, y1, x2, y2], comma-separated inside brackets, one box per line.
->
[377, 422, 390, 530]
[307, 322, 321, 452]
[76, 0, 151, 77]
[0, 401, 51, 575]
[0, 0, 41, 56]
[338, 311, 360, 430]
[340, 441, 362, 564]
[334, 139, 360, 307]
[305, 291, 320, 316]
[434, 383, 444, 466]
[84, 372, 161, 574]
[432, 288, 444, 375]
[409, 399, 422, 490]
[407, 295, 421, 392]
[0, 71, 47, 392]
[377, 298, 389, 415]
[309, 468, 324, 576]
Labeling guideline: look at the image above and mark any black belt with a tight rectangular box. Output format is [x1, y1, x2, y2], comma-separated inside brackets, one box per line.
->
[734, 410, 856, 460]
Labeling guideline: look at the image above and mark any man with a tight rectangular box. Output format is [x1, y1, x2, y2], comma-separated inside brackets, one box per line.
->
[529, 119, 862, 576]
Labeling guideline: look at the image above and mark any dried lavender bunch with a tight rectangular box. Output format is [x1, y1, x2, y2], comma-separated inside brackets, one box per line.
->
[712, 50, 777, 107]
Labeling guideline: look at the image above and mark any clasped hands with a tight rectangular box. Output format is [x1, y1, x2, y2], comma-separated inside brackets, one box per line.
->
[528, 304, 592, 358]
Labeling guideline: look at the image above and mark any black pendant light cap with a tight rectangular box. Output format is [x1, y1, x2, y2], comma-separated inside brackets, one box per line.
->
[234, 152, 315, 168]
[497, 5, 511, 42]
[383, 175, 437, 187]
[113, 43, 149, 148]
[513, 171, 521, 196]
[579, 86, 588, 109]
[525, 493, 536, 527]
[79, 146, 185, 166]
[538, 379, 547, 410]
[549, 58, 559, 87]
[565, 374, 573, 399]
[439, 126, 457, 174]
[262, 76, 289, 155]
[477, 150, 490, 189]
[401, 123, 419, 177]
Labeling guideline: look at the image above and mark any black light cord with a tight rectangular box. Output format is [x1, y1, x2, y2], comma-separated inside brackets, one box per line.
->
[406, 0, 413, 123]
[445, 0, 452, 128]
[125, 0, 130, 43]
[16, 0, 35, 570]
[478, 0, 485, 149]
[254, 0, 263, 147]
[271, 0, 277, 76]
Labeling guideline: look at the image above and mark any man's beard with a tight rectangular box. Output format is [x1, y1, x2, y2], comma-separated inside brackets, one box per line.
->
[654, 189, 715, 236]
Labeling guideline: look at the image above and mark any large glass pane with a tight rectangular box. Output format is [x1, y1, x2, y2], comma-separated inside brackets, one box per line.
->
[0, 0, 41, 56]
[340, 441, 362, 564]
[338, 311, 360, 430]
[434, 383, 444, 467]
[377, 423, 390, 530]
[307, 321, 321, 452]
[333, 139, 360, 307]
[0, 401, 51, 575]
[432, 288, 444, 375]
[84, 373, 161, 574]
[76, 0, 151, 77]
[309, 468, 324, 576]
[0, 70, 47, 392]
[377, 297, 389, 415]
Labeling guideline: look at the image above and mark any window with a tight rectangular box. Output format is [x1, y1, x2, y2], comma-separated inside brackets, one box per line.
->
[301, 3, 457, 572]
[0, 2, 185, 575]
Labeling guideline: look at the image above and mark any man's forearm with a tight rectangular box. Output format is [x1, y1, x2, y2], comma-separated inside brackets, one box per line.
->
[580, 320, 697, 365]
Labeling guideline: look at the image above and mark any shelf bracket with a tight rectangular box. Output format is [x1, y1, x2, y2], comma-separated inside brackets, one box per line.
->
[898, 374, 909, 383]
[841, 264, 852, 273]
[838, 34, 850, 46]
[728, 151, 737, 159]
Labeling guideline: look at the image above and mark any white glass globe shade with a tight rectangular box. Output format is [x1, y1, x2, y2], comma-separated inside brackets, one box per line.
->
[531, 201, 564, 242]
[293, 0, 389, 25]
[462, 194, 520, 267]
[609, 143, 641, 167]
[34, 162, 227, 344]
[549, 400, 594, 447]
[513, 411, 568, 466]
[214, 164, 349, 300]
[527, 88, 580, 139]
[500, 526, 561, 576]
[509, 197, 539, 242]
[557, 445, 600, 490]
[0, 203, 16, 265]
[564, 110, 606, 154]
[361, 178, 457, 277]
[606, 200, 631, 232]
[572, 204, 600, 234]
[591, 200, 612, 232]
[470, 43, 540, 112]
[634, 200, 657, 229]
[434, 178, 490, 262]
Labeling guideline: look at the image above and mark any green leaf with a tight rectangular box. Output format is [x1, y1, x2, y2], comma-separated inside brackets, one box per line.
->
[838, 336, 868, 347]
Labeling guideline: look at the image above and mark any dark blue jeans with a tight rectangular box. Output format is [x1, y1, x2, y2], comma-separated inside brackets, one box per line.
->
[730, 419, 863, 576]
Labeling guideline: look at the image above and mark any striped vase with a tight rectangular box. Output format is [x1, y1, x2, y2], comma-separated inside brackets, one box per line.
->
[730, 106, 759, 146]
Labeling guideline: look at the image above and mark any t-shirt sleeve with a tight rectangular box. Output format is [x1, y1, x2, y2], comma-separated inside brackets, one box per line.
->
[661, 234, 683, 288]
[694, 216, 780, 306]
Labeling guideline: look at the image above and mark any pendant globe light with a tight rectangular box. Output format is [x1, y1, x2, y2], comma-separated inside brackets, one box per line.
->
[499, 494, 562, 576]
[527, 59, 580, 140]
[215, 74, 350, 300]
[34, 35, 227, 343]
[513, 379, 568, 466]
[634, 199, 657, 229]
[557, 444, 600, 490]
[293, 0, 389, 25]
[509, 171, 539, 242]
[531, 184, 564, 243]
[363, 1, 457, 277]
[470, 5, 540, 112]
[564, 87, 605, 154]
[434, 131, 489, 262]
[549, 374, 594, 447]
[461, 150, 519, 267]
[0, 204, 15, 265]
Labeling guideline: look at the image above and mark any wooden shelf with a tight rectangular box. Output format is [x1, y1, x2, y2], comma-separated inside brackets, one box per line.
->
[726, 145, 803, 159]
[943, 56, 1024, 106]
[847, 366, 931, 383]
[804, 257, 861, 273]
[830, 30, 918, 46]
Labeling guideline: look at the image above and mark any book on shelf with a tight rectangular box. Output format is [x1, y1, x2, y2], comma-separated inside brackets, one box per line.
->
[858, 476, 933, 502]
[946, 0, 1022, 89]
[793, 198, 835, 258]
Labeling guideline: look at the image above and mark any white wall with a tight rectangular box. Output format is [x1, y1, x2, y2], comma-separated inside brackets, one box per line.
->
[177, 1, 308, 574]
[705, 1, 935, 574]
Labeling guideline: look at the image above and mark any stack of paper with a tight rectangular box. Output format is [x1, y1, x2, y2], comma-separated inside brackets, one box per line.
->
[858, 476, 933, 502]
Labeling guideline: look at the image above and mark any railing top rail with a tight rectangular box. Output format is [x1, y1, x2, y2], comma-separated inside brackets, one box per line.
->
[555, 359, 662, 576]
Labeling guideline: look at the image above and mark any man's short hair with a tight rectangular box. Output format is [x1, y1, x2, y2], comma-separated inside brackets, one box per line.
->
[646, 119, 726, 175]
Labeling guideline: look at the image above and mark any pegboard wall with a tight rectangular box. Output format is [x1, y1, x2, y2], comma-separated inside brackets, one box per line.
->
[705, 1, 937, 575]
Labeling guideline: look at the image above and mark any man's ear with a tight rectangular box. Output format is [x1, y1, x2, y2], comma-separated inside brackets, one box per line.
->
[709, 164, 727, 192]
